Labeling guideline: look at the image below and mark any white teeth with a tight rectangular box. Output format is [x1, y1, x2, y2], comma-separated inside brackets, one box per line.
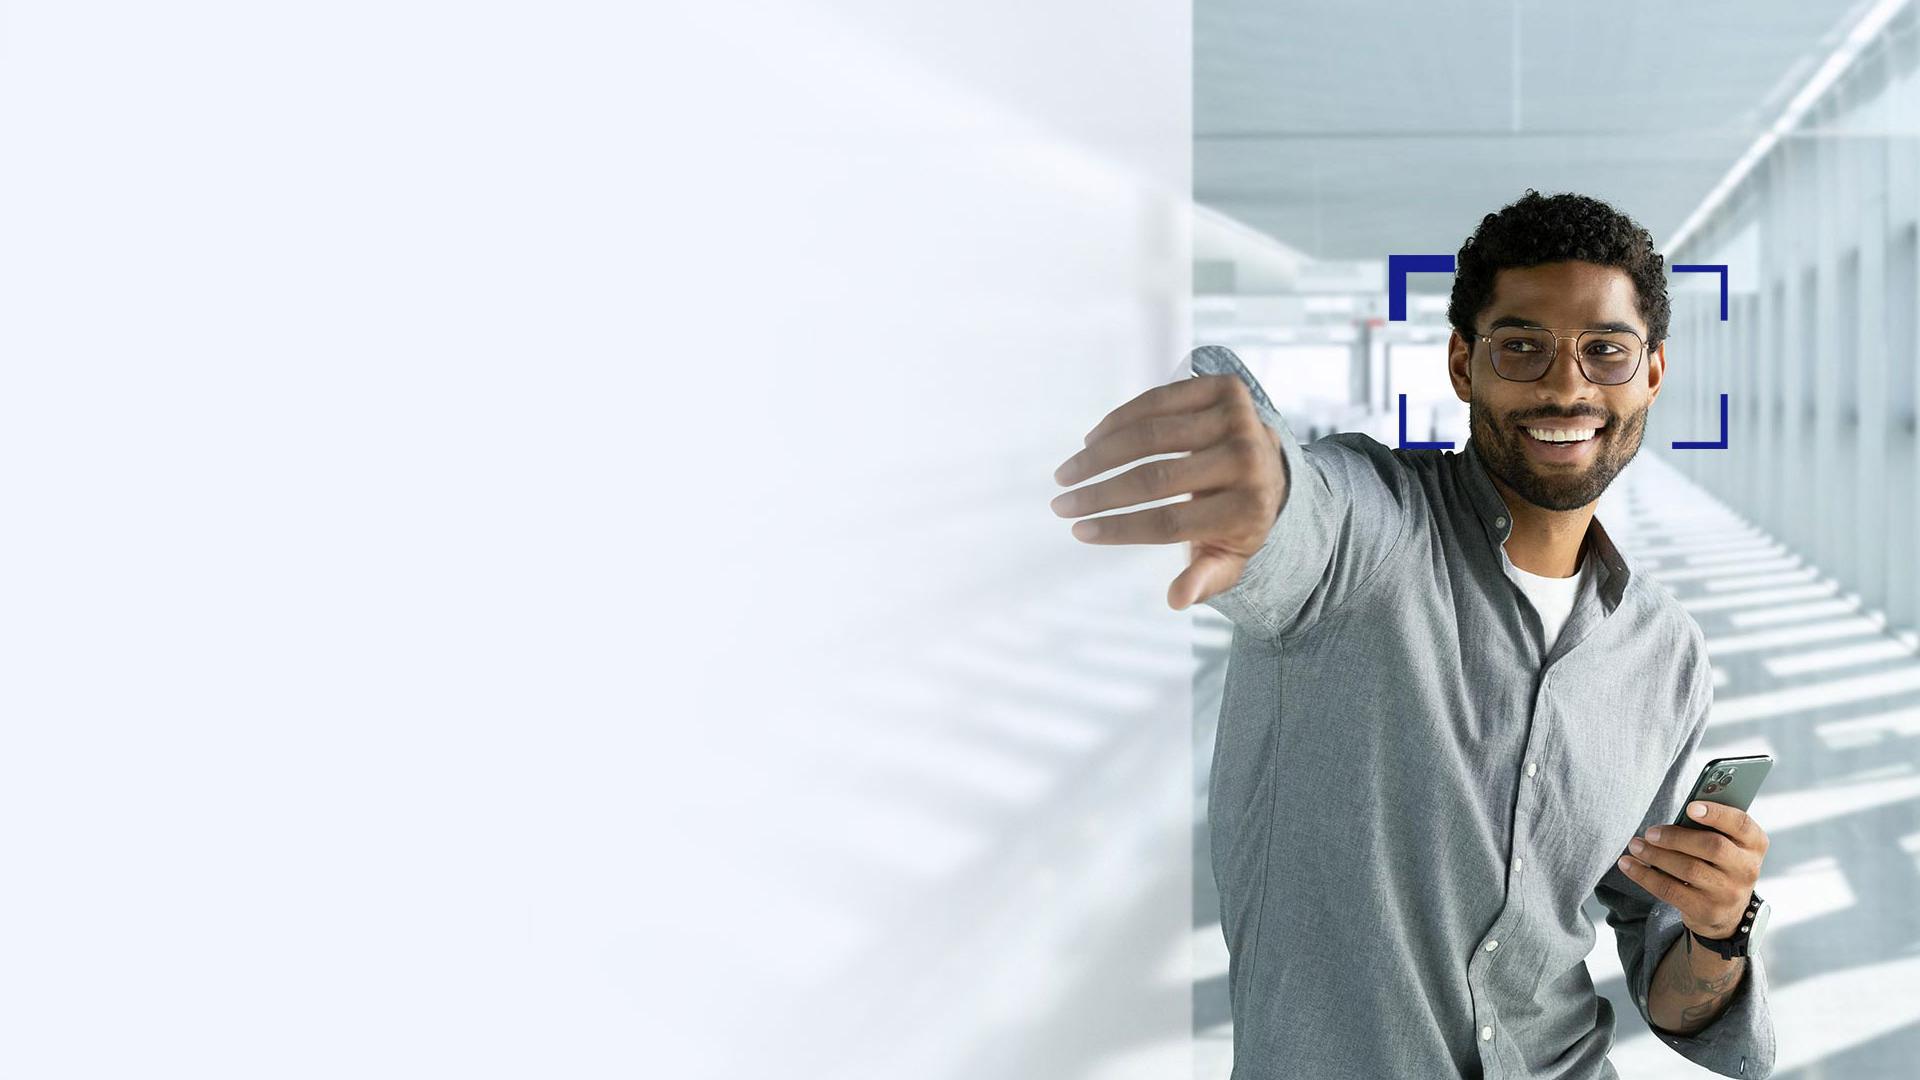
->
[1523, 426, 1598, 444]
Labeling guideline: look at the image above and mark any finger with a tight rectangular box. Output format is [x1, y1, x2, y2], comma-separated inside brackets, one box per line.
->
[1689, 799, 1751, 834]
[1684, 800, 1762, 849]
[1069, 489, 1256, 546]
[1627, 834, 1728, 891]
[1051, 441, 1247, 519]
[1640, 823, 1742, 868]
[1081, 373, 1241, 448]
[1168, 548, 1249, 610]
[1617, 852, 1708, 919]
[1056, 407, 1236, 488]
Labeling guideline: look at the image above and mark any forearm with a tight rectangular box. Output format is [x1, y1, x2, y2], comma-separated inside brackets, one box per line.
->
[1646, 926, 1747, 1036]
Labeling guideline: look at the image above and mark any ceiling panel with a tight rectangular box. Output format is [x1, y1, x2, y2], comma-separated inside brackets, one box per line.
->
[1196, 0, 1873, 266]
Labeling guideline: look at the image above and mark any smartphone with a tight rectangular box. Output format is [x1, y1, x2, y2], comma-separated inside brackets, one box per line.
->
[1673, 754, 1774, 830]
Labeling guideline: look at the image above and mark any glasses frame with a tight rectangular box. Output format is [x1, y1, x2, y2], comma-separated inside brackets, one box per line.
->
[1473, 324, 1648, 386]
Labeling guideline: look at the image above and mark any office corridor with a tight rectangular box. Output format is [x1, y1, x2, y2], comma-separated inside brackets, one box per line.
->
[1191, 444, 1920, 1079]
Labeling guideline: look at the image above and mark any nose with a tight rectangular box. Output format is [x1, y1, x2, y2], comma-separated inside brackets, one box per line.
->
[1539, 333, 1601, 401]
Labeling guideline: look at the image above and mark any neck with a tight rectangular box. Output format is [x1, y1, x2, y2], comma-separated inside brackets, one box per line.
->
[1486, 470, 1596, 578]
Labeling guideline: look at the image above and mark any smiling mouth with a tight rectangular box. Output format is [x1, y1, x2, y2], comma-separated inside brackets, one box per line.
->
[1520, 423, 1605, 445]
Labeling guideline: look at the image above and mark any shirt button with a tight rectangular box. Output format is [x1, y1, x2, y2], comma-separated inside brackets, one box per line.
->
[1513, 856, 1523, 870]
[1480, 1025, 1493, 1041]
[1526, 762, 1538, 778]
[1484, 939, 1499, 952]
[1495, 516, 1506, 528]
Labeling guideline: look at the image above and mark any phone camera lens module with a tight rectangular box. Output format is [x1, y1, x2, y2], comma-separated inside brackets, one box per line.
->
[1702, 766, 1736, 795]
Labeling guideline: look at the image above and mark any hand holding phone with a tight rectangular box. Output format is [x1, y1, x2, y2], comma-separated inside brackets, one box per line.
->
[1620, 753, 1776, 953]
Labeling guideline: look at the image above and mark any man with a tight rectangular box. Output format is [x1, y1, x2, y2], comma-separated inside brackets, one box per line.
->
[1051, 190, 1776, 1078]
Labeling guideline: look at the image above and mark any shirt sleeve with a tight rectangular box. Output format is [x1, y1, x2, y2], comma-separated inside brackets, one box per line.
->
[1591, 657, 1778, 1079]
[1188, 344, 1416, 644]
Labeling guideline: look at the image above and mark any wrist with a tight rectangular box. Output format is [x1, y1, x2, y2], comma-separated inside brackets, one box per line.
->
[1685, 890, 1768, 960]
[1685, 930, 1745, 969]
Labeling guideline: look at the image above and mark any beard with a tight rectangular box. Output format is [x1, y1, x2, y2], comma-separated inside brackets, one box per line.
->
[1469, 393, 1648, 512]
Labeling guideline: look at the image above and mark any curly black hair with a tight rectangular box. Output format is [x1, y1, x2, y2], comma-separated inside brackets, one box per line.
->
[1447, 189, 1669, 350]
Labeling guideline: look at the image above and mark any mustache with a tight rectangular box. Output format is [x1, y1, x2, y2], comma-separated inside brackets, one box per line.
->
[1514, 413, 1608, 426]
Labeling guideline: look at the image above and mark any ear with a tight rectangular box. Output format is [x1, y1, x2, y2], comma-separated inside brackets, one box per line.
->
[1645, 339, 1666, 406]
[1448, 330, 1473, 404]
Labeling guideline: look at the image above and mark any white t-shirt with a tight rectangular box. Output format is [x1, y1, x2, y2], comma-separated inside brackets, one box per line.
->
[1501, 540, 1593, 656]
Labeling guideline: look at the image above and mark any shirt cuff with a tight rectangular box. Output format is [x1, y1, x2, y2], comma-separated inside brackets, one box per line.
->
[1188, 347, 1338, 643]
[1635, 901, 1777, 1078]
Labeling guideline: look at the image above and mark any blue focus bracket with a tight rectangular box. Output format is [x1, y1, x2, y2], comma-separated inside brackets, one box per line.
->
[1670, 264, 1729, 321]
[1399, 393, 1454, 450]
[1668, 263, 1731, 449]
[1388, 255, 1457, 448]
[1672, 393, 1730, 449]
[1387, 254, 1455, 322]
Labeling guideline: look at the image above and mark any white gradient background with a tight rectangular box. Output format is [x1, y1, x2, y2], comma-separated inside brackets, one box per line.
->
[0, 3, 1194, 1078]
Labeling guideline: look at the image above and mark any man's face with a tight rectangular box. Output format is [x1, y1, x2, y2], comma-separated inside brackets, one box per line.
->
[1447, 260, 1666, 512]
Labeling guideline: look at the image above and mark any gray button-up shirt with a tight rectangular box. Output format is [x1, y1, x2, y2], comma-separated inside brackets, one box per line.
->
[1191, 346, 1776, 1079]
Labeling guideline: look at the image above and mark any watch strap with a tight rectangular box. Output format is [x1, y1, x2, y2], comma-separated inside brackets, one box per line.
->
[1689, 891, 1763, 959]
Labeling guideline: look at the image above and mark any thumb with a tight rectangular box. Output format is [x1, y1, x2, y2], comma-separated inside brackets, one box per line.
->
[1169, 549, 1249, 611]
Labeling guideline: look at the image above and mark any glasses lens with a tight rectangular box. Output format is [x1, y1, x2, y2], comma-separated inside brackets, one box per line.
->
[1489, 328, 1554, 381]
[1575, 331, 1642, 385]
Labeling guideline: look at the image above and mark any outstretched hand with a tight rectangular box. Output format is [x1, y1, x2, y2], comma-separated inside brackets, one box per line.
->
[1051, 373, 1288, 610]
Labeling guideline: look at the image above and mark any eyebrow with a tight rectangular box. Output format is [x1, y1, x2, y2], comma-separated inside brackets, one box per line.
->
[1488, 314, 1643, 335]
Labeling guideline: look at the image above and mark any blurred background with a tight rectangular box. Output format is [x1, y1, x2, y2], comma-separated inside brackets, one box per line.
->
[1191, 2, 1920, 1077]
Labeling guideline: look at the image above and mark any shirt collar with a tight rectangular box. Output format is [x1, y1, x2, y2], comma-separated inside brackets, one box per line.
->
[1457, 435, 1633, 613]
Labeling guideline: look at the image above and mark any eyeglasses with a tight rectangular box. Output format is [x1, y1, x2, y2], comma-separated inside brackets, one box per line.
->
[1474, 325, 1647, 386]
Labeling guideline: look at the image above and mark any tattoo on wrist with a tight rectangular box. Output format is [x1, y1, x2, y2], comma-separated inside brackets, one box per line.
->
[1664, 936, 1742, 1001]
[1664, 959, 1739, 996]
